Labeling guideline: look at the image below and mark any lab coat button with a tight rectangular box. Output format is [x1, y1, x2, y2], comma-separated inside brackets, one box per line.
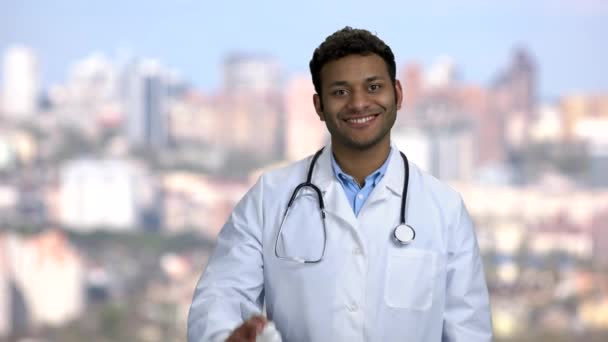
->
[347, 303, 359, 312]
[353, 248, 363, 255]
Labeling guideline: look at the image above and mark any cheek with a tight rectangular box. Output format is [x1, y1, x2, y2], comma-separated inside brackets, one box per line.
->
[321, 109, 340, 122]
[321, 98, 345, 113]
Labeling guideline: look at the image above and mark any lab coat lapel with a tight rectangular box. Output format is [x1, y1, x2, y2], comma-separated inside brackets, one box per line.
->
[313, 146, 358, 229]
[364, 143, 406, 207]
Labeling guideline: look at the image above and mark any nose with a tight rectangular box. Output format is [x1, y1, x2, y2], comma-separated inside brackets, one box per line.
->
[348, 89, 371, 112]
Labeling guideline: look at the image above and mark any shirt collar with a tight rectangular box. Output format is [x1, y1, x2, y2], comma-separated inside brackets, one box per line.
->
[330, 148, 393, 188]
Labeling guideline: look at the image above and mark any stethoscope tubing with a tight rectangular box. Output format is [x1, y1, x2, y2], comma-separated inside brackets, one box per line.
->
[275, 147, 415, 263]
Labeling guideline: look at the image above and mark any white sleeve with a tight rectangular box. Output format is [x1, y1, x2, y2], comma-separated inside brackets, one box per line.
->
[187, 177, 266, 342]
[442, 197, 493, 342]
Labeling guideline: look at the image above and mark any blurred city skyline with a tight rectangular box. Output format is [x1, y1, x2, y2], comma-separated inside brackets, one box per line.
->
[1, 1, 608, 341]
[2, 0, 608, 98]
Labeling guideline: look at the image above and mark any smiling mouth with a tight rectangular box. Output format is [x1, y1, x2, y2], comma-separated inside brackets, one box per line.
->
[344, 114, 379, 124]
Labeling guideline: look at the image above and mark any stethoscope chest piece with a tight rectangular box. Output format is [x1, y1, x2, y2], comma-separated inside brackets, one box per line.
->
[393, 224, 416, 245]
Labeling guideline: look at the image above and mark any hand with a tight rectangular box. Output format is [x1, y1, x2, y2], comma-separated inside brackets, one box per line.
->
[226, 315, 267, 342]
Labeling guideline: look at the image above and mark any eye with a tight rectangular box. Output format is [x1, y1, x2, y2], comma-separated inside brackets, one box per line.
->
[369, 84, 382, 92]
[332, 89, 348, 96]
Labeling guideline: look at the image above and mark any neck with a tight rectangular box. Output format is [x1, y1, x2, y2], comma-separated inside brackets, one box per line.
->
[332, 138, 391, 186]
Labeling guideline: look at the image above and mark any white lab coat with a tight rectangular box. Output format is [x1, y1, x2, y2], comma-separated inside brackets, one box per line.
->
[188, 144, 493, 342]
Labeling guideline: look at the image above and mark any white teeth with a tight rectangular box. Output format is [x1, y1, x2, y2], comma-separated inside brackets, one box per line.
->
[348, 115, 374, 124]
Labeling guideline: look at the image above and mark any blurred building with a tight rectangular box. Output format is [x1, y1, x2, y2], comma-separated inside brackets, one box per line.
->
[561, 94, 608, 140]
[491, 47, 537, 151]
[0, 233, 10, 338]
[559, 94, 608, 187]
[574, 117, 608, 187]
[394, 122, 474, 182]
[392, 127, 431, 172]
[398, 58, 503, 168]
[17, 177, 48, 229]
[424, 56, 458, 90]
[62, 53, 121, 132]
[159, 253, 199, 340]
[285, 74, 327, 161]
[454, 183, 608, 229]
[0, 132, 16, 170]
[529, 104, 563, 143]
[162, 172, 248, 237]
[124, 59, 171, 149]
[143, 252, 201, 341]
[220, 54, 284, 162]
[591, 209, 608, 268]
[459, 86, 505, 166]
[493, 48, 537, 117]
[579, 297, 608, 330]
[59, 158, 155, 231]
[530, 214, 592, 259]
[491, 220, 525, 259]
[434, 123, 475, 181]
[0, 128, 39, 196]
[399, 62, 423, 113]
[492, 299, 528, 338]
[401, 87, 478, 181]
[1, 46, 39, 118]
[5, 230, 85, 328]
[169, 92, 221, 146]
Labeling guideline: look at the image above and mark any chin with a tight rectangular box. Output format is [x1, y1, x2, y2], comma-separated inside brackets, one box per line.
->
[343, 138, 384, 151]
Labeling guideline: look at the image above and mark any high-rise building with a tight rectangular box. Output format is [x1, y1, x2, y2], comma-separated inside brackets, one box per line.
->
[492, 48, 537, 130]
[65, 53, 121, 130]
[1, 46, 39, 118]
[489, 47, 537, 159]
[124, 59, 170, 149]
[221, 54, 284, 162]
[285, 75, 327, 161]
[507, 48, 536, 115]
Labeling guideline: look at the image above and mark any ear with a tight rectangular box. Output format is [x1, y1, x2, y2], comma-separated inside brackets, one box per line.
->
[394, 79, 403, 110]
[313, 93, 325, 121]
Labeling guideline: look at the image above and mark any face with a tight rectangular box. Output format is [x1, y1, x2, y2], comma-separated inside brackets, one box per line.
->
[313, 54, 402, 152]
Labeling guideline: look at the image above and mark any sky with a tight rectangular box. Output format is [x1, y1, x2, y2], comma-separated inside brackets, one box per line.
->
[1, 0, 607, 100]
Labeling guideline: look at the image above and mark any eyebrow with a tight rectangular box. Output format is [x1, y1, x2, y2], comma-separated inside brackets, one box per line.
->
[327, 76, 385, 88]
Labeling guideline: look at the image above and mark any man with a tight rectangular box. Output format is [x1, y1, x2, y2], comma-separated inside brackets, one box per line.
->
[188, 27, 492, 342]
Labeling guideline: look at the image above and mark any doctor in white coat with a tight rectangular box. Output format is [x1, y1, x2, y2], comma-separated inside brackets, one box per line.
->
[188, 27, 493, 342]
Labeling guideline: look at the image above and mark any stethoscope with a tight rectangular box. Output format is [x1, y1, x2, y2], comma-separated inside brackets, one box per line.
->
[274, 147, 416, 264]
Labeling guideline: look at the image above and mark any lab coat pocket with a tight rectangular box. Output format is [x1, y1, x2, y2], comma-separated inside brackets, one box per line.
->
[384, 249, 437, 310]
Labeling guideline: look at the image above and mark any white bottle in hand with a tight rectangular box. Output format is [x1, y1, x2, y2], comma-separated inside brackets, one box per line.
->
[256, 321, 282, 342]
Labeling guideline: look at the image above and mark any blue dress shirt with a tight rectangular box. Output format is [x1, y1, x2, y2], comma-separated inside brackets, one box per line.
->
[330, 148, 393, 216]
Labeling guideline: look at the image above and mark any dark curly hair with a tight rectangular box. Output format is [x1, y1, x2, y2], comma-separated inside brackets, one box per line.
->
[309, 26, 397, 96]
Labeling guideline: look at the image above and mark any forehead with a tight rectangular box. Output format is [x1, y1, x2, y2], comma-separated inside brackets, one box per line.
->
[319, 54, 390, 86]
